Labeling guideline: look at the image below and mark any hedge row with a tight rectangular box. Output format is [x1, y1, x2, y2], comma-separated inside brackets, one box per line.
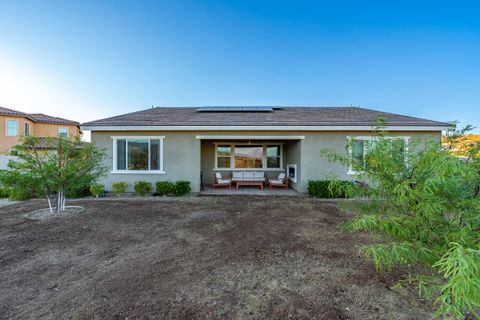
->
[110, 180, 191, 197]
[307, 180, 354, 198]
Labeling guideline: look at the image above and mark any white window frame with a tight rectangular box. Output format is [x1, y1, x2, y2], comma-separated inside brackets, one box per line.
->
[346, 136, 410, 175]
[111, 136, 165, 174]
[5, 119, 19, 137]
[58, 127, 69, 137]
[214, 142, 284, 171]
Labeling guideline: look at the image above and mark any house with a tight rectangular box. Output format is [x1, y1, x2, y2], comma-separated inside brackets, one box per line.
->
[81, 106, 451, 193]
[0, 106, 80, 154]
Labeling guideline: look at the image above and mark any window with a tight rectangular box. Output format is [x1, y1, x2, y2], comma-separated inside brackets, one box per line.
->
[113, 137, 164, 173]
[235, 145, 263, 168]
[348, 136, 408, 174]
[215, 143, 283, 170]
[267, 145, 281, 168]
[216, 145, 231, 168]
[24, 123, 30, 136]
[59, 127, 68, 137]
[6, 120, 19, 136]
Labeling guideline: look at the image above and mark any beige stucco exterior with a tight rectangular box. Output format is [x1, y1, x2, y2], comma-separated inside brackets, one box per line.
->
[33, 123, 80, 138]
[91, 130, 442, 193]
[0, 115, 80, 154]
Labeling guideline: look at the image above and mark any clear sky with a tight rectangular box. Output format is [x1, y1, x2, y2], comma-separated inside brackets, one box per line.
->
[0, 0, 479, 133]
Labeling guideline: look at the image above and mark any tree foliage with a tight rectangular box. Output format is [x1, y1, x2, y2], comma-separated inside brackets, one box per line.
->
[0, 136, 105, 212]
[321, 124, 480, 319]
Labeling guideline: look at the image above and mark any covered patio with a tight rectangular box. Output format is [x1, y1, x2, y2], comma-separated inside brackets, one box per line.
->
[198, 134, 303, 193]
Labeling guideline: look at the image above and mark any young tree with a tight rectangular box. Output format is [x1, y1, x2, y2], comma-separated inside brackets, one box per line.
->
[321, 125, 480, 319]
[0, 136, 105, 213]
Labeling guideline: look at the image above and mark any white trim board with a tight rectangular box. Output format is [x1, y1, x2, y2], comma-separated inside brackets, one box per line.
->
[82, 125, 448, 132]
[196, 135, 305, 140]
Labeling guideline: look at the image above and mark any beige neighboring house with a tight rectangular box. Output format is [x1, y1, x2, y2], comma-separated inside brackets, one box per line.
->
[0, 106, 80, 154]
[81, 106, 452, 193]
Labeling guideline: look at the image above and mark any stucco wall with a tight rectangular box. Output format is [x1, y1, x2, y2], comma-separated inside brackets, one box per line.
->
[285, 140, 302, 191]
[92, 131, 201, 192]
[0, 115, 80, 154]
[34, 123, 80, 137]
[297, 131, 442, 192]
[0, 116, 34, 154]
[92, 130, 442, 194]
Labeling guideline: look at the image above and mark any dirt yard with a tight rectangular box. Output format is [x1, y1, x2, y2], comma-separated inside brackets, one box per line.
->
[0, 196, 433, 319]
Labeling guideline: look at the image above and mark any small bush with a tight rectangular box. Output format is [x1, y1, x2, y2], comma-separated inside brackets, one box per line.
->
[174, 180, 191, 196]
[156, 181, 175, 196]
[134, 181, 152, 196]
[0, 187, 10, 198]
[112, 181, 128, 196]
[66, 187, 91, 199]
[308, 180, 353, 198]
[90, 183, 105, 198]
[9, 188, 35, 201]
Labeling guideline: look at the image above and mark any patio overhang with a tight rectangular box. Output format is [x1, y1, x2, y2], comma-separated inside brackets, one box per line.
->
[195, 135, 305, 140]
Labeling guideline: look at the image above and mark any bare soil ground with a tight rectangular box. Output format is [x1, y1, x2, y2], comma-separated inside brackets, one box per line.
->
[0, 196, 433, 319]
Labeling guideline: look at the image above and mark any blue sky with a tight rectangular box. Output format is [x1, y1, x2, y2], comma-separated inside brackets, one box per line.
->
[0, 0, 479, 132]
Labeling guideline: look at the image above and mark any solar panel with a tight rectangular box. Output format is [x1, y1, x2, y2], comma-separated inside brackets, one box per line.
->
[196, 106, 275, 112]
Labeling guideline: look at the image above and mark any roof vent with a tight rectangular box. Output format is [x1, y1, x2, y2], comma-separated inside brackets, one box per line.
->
[196, 106, 277, 112]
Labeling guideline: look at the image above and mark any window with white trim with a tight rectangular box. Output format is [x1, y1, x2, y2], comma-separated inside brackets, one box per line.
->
[215, 143, 283, 170]
[59, 127, 68, 137]
[6, 119, 19, 136]
[347, 136, 409, 174]
[112, 137, 164, 172]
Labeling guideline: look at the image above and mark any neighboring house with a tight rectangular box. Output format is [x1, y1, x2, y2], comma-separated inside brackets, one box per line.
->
[0, 106, 80, 154]
[81, 106, 451, 193]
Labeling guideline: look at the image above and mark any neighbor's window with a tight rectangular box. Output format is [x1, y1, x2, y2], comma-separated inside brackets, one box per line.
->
[114, 137, 164, 172]
[59, 127, 68, 138]
[24, 122, 30, 136]
[6, 120, 19, 136]
[215, 143, 282, 169]
[348, 137, 408, 173]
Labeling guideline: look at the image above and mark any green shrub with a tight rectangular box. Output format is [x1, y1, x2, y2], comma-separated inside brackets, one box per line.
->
[66, 186, 91, 199]
[174, 180, 191, 196]
[307, 180, 353, 198]
[0, 187, 10, 198]
[134, 181, 152, 196]
[156, 181, 175, 196]
[89, 183, 105, 198]
[9, 188, 35, 201]
[112, 181, 128, 196]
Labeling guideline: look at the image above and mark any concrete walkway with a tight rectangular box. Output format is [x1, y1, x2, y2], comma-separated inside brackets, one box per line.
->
[199, 187, 302, 196]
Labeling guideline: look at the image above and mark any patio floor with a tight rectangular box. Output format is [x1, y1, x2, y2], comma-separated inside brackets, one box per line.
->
[200, 186, 302, 196]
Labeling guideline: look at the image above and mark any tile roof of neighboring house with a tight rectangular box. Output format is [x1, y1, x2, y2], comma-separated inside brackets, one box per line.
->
[28, 113, 79, 125]
[81, 106, 451, 128]
[0, 106, 79, 126]
[0, 106, 26, 117]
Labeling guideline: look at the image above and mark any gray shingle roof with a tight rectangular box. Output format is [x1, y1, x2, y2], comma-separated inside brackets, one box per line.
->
[0, 106, 79, 125]
[82, 106, 451, 128]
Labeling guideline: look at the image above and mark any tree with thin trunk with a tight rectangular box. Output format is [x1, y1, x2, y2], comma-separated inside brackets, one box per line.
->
[321, 123, 480, 319]
[0, 136, 105, 213]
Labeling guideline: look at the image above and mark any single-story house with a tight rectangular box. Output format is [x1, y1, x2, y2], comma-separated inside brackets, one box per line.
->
[81, 106, 451, 193]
